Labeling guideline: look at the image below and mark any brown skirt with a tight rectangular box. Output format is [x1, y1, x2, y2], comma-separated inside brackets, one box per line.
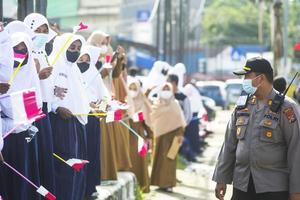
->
[114, 120, 132, 171]
[100, 120, 118, 181]
[150, 128, 183, 188]
[129, 120, 150, 193]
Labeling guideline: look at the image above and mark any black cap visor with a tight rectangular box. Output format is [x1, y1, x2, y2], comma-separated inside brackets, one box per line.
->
[233, 66, 251, 76]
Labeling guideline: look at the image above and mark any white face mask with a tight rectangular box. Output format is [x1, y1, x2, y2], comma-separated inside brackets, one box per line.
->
[33, 33, 48, 49]
[129, 90, 138, 98]
[100, 45, 108, 54]
[160, 90, 173, 99]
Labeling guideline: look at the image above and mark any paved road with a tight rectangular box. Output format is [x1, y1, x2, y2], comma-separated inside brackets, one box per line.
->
[145, 110, 233, 200]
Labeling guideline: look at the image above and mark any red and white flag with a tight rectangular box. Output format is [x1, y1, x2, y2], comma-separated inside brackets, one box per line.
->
[109, 99, 129, 110]
[138, 137, 148, 157]
[36, 186, 56, 200]
[66, 159, 89, 171]
[132, 112, 144, 122]
[106, 109, 123, 123]
[0, 88, 45, 124]
[73, 22, 88, 33]
[14, 52, 27, 63]
[103, 55, 113, 69]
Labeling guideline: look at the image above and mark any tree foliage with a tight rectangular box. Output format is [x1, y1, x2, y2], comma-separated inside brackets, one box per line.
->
[202, 0, 270, 45]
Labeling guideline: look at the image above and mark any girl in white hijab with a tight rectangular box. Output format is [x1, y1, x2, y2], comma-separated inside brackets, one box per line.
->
[0, 30, 43, 200]
[24, 13, 58, 193]
[168, 62, 187, 90]
[0, 22, 13, 157]
[49, 33, 90, 200]
[76, 45, 109, 198]
[0, 22, 13, 93]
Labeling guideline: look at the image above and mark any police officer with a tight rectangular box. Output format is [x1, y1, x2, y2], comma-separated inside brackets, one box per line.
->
[213, 57, 300, 200]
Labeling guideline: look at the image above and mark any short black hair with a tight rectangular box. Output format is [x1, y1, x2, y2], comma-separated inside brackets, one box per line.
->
[167, 74, 179, 86]
[273, 76, 287, 93]
[255, 72, 273, 84]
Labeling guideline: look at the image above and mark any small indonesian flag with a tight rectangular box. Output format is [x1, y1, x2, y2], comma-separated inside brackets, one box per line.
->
[36, 186, 56, 200]
[106, 109, 123, 123]
[73, 22, 88, 33]
[14, 52, 27, 63]
[109, 99, 129, 110]
[138, 137, 148, 157]
[132, 112, 144, 122]
[66, 159, 89, 171]
[103, 55, 113, 69]
[1, 88, 45, 125]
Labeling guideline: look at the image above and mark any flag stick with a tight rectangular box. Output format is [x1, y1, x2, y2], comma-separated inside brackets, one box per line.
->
[53, 153, 67, 164]
[119, 120, 141, 139]
[73, 113, 107, 117]
[50, 35, 73, 66]
[3, 161, 38, 189]
[8, 54, 27, 85]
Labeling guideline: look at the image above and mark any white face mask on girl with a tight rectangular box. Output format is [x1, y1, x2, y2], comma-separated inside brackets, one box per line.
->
[160, 90, 173, 99]
[129, 90, 138, 98]
[100, 45, 108, 54]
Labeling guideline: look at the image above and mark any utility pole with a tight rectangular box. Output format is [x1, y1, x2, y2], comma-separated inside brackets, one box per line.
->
[178, 0, 184, 63]
[36, 0, 47, 16]
[258, 0, 264, 44]
[156, 2, 161, 60]
[0, 0, 3, 21]
[273, 0, 283, 76]
[163, 0, 168, 61]
[18, 0, 34, 20]
[168, 0, 172, 64]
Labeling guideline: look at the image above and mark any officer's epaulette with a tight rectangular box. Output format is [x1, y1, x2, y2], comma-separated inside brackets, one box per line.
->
[248, 95, 257, 105]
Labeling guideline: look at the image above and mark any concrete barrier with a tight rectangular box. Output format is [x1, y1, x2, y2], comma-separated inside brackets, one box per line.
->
[96, 172, 136, 200]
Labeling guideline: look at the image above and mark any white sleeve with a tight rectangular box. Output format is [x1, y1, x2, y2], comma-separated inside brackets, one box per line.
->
[0, 30, 13, 83]
[29, 60, 43, 109]
[2, 117, 31, 134]
[0, 117, 2, 151]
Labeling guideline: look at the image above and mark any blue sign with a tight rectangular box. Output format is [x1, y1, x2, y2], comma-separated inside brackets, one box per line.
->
[231, 48, 242, 61]
[137, 10, 150, 22]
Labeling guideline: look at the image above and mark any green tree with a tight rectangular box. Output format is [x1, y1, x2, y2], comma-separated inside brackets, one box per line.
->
[202, 0, 270, 46]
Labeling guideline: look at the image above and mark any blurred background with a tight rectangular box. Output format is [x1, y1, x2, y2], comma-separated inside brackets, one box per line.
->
[1, 0, 300, 105]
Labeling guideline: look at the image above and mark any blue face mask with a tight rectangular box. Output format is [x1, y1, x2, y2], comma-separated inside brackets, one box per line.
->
[242, 75, 261, 95]
[33, 33, 48, 49]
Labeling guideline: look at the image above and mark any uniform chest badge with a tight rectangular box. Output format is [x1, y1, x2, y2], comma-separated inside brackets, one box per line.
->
[249, 96, 257, 105]
[236, 127, 241, 136]
[263, 120, 272, 126]
[265, 131, 273, 138]
[283, 107, 296, 123]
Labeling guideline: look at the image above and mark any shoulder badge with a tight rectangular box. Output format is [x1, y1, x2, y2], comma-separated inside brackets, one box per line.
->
[283, 107, 296, 123]
[249, 96, 257, 105]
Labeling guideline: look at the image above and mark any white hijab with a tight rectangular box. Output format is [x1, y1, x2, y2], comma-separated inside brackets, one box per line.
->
[78, 45, 109, 103]
[49, 33, 90, 125]
[0, 32, 43, 133]
[24, 13, 57, 107]
[168, 63, 186, 90]
[182, 83, 204, 113]
[144, 61, 171, 90]
[0, 24, 13, 83]
[24, 13, 57, 50]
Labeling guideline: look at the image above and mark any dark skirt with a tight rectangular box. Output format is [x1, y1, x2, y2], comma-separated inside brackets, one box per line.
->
[85, 116, 101, 197]
[34, 102, 56, 193]
[49, 113, 87, 200]
[184, 113, 200, 154]
[0, 130, 41, 200]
